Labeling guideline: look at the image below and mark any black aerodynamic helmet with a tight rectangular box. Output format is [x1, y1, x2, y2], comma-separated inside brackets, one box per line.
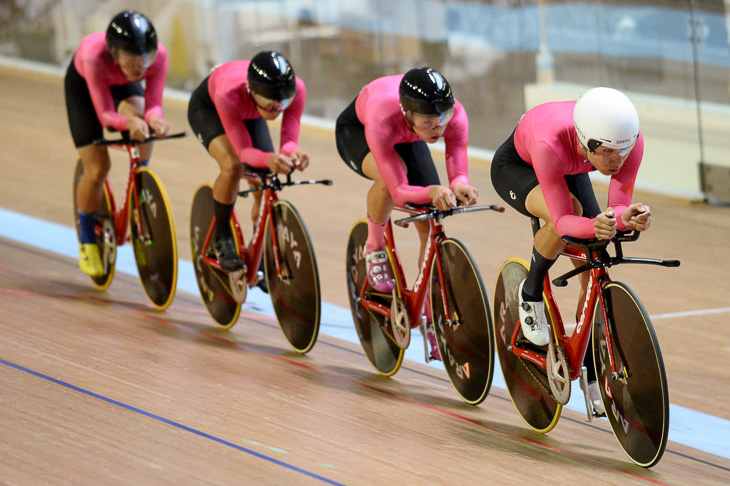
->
[106, 10, 158, 56]
[399, 66, 454, 117]
[247, 50, 297, 102]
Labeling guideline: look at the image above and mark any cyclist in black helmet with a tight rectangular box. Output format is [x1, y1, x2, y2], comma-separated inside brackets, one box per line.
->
[187, 51, 309, 285]
[335, 66, 478, 358]
[64, 10, 169, 278]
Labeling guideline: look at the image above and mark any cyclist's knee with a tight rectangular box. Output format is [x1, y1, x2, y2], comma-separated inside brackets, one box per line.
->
[118, 96, 145, 118]
[218, 156, 245, 180]
[80, 154, 111, 184]
[572, 196, 584, 217]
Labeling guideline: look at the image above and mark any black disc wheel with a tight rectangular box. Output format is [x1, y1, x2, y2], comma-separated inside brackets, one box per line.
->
[493, 258, 561, 432]
[264, 200, 321, 354]
[130, 168, 178, 310]
[592, 282, 669, 468]
[431, 238, 494, 405]
[345, 220, 403, 376]
[190, 183, 242, 328]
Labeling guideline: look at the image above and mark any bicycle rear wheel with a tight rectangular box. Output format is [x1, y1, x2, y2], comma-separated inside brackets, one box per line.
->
[130, 168, 178, 310]
[592, 282, 669, 468]
[190, 183, 242, 328]
[73, 158, 116, 290]
[345, 220, 404, 376]
[430, 238, 494, 405]
[264, 200, 321, 354]
[493, 258, 561, 432]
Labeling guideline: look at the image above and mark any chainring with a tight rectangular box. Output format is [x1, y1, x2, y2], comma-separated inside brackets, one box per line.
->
[229, 269, 247, 304]
[390, 293, 411, 349]
[547, 339, 571, 404]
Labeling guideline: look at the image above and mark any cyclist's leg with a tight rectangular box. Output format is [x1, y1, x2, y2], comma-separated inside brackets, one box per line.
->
[395, 140, 439, 263]
[75, 145, 111, 277]
[112, 81, 149, 161]
[396, 141, 441, 353]
[336, 98, 396, 292]
[243, 118, 275, 292]
[566, 173, 600, 315]
[491, 133, 577, 345]
[566, 174, 603, 402]
[65, 61, 111, 276]
[362, 154, 396, 293]
[242, 118, 275, 226]
[188, 78, 245, 272]
[117, 94, 152, 163]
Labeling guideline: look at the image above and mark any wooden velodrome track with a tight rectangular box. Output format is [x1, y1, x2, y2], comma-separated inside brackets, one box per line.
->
[1, 61, 729, 485]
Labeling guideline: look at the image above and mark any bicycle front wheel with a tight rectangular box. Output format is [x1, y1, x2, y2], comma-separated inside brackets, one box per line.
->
[345, 220, 403, 376]
[592, 282, 669, 468]
[264, 200, 321, 354]
[131, 168, 178, 310]
[190, 183, 242, 328]
[431, 238, 494, 405]
[73, 158, 116, 290]
[493, 258, 561, 432]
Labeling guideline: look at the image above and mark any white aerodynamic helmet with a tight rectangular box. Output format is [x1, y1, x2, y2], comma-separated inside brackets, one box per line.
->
[574, 87, 639, 154]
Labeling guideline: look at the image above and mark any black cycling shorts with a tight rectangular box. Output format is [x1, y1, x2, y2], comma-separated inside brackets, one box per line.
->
[64, 58, 144, 148]
[491, 129, 600, 218]
[188, 75, 273, 164]
[335, 96, 440, 187]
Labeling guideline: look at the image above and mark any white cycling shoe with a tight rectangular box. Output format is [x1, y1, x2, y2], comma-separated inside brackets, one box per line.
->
[517, 279, 551, 346]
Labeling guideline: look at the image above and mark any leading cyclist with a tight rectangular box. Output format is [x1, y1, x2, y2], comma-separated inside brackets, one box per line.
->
[490, 87, 652, 415]
[65, 10, 169, 277]
[335, 66, 479, 358]
[187, 50, 309, 289]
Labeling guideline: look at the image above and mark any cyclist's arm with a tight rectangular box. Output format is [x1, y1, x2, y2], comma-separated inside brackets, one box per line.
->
[607, 134, 644, 231]
[83, 64, 129, 132]
[215, 94, 270, 169]
[279, 78, 306, 156]
[366, 125, 431, 206]
[444, 102, 471, 190]
[142, 44, 168, 125]
[533, 144, 596, 238]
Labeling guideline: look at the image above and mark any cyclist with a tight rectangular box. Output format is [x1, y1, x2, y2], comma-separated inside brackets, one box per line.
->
[335, 66, 478, 358]
[490, 87, 652, 415]
[65, 10, 169, 277]
[187, 50, 308, 289]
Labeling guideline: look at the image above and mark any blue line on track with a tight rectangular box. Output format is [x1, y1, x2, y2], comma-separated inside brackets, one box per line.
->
[1, 207, 728, 461]
[0, 358, 345, 485]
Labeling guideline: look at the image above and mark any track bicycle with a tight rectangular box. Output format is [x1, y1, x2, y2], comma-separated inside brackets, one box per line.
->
[493, 217, 680, 467]
[345, 203, 503, 404]
[72, 131, 187, 310]
[190, 169, 331, 354]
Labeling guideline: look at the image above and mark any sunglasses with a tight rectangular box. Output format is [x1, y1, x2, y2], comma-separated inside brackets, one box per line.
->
[251, 91, 293, 113]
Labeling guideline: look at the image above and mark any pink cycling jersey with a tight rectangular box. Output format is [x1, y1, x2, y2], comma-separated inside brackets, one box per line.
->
[514, 100, 644, 238]
[74, 32, 168, 132]
[355, 74, 470, 206]
[207, 61, 306, 169]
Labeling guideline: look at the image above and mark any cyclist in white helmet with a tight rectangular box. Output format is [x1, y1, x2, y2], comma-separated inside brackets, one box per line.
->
[490, 87, 652, 416]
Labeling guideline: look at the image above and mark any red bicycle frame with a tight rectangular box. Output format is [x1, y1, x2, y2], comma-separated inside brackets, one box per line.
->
[198, 172, 284, 287]
[357, 206, 451, 331]
[507, 244, 620, 381]
[103, 143, 147, 247]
